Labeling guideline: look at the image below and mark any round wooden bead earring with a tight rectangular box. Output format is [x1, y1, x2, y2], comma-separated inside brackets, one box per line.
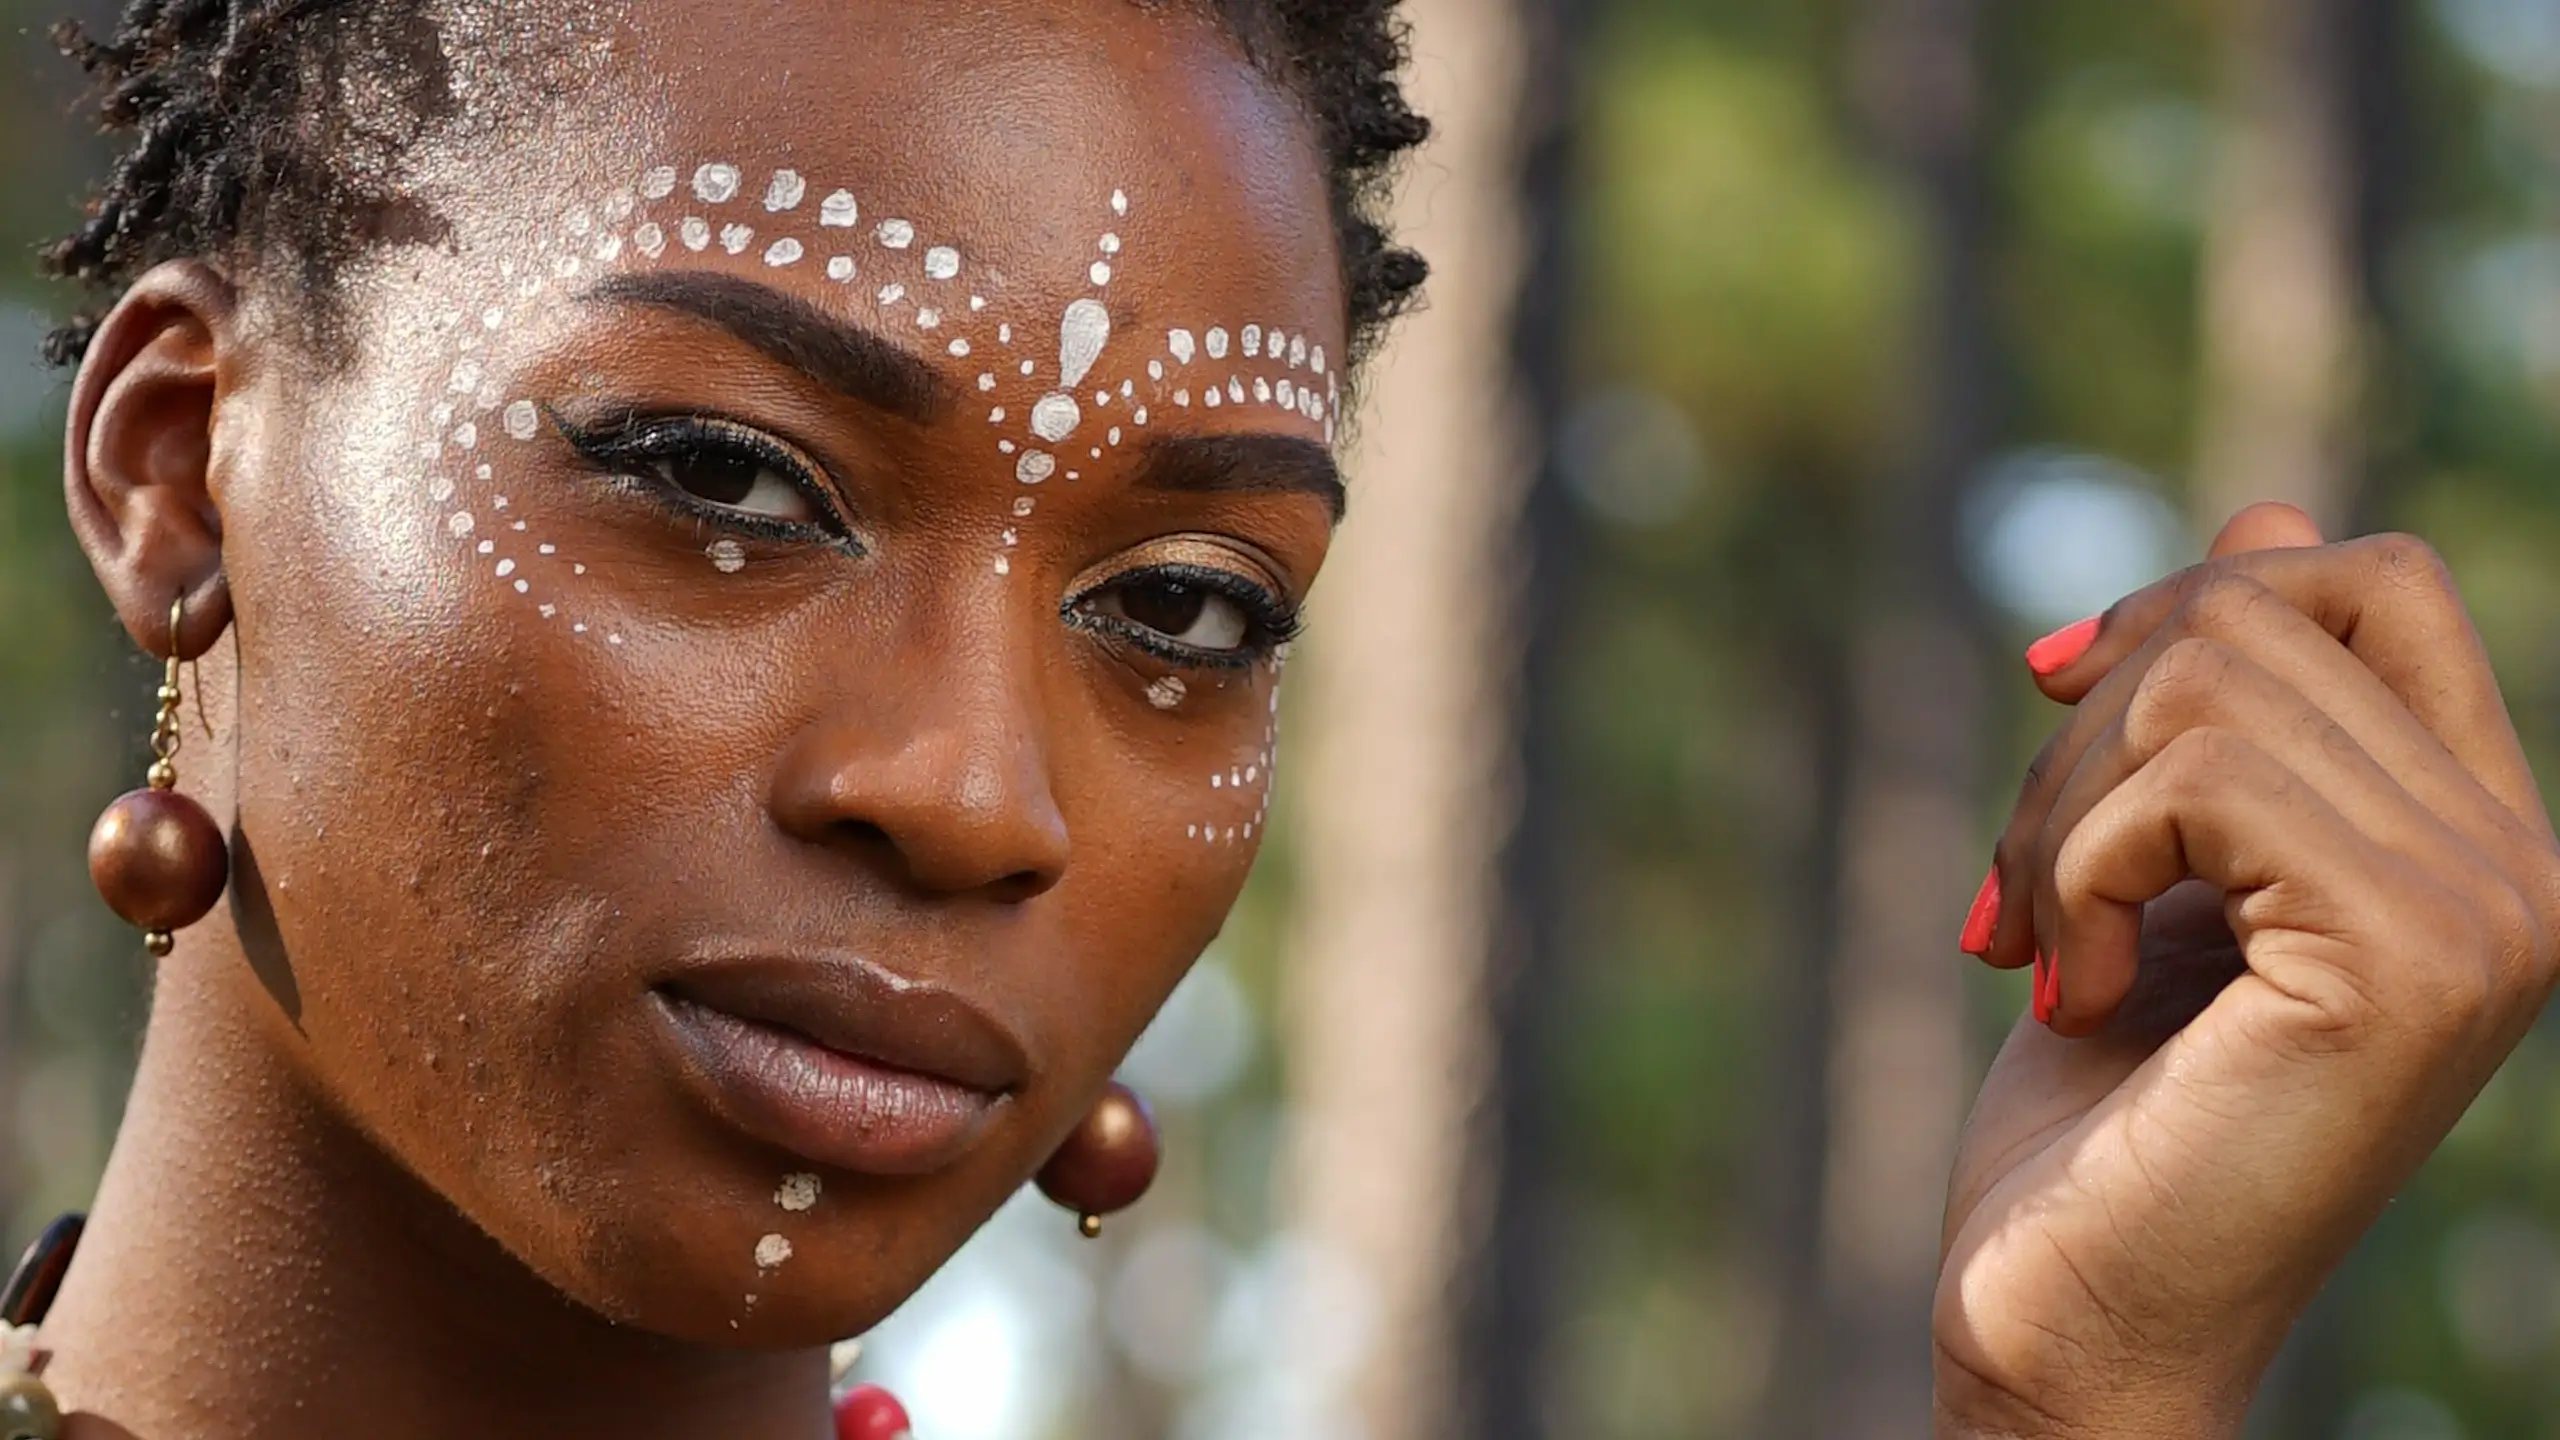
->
[87, 595, 229, 958]
[1034, 1081, 1161, 1239]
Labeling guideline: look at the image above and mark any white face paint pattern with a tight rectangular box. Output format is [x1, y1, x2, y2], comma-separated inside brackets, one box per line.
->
[414, 167, 1319, 850]
[775, 1173, 822, 1212]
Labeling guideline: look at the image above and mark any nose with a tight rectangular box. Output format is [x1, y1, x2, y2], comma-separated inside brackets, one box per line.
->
[766, 644, 1070, 902]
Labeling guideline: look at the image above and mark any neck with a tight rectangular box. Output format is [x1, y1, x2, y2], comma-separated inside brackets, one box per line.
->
[37, 924, 830, 1440]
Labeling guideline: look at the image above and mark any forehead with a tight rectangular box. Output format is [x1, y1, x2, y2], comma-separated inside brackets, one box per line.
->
[408, 2, 1346, 389]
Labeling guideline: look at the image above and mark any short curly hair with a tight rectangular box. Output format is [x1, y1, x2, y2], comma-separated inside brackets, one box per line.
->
[38, 0, 1430, 370]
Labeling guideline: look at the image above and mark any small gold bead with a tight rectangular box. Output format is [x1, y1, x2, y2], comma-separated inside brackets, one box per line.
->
[0, 1372, 64, 1440]
[1078, 1214, 1102, 1239]
[156, 684, 181, 706]
[143, 930, 174, 958]
[146, 759, 177, 789]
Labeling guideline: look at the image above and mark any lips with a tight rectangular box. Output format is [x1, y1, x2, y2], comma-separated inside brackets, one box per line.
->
[652, 950, 1028, 1177]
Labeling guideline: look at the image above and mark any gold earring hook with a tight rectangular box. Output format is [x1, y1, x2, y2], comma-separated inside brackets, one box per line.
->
[149, 594, 186, 790]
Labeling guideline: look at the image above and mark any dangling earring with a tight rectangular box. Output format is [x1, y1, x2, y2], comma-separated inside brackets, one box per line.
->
[1035, 1081, 1160, 1238]
[87, 595, 229, 958]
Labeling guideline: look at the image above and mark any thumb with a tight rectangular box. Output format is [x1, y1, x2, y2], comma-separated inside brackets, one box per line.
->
[2207, 501, 2324, 560]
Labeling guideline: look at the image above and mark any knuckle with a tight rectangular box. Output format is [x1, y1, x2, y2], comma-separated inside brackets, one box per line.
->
[2153, 724, 2256, 799]
[2360, 531, 2456, 596]
[2465, 866, 2550, 988]
[2124, 639, 2236, 754]
[2179, 572, 2281, 639]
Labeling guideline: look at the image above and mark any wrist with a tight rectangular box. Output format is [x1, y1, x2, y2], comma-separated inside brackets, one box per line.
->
[1934, 1345, 2248, 1440]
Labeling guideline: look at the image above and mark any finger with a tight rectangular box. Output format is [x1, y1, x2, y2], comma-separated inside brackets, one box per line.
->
[2207, 500, 2324, 560]
[1989, 575, 2534, 982]
[2044, 727, 2393, 1035]
[2029, 638, 2476, 1033]
[2026, 534, 2545, 841]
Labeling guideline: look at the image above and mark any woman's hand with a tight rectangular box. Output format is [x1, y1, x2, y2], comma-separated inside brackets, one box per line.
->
[1933, 504, 2560, 1439]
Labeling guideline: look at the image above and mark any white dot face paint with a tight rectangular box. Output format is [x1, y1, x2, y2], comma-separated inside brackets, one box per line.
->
[1058, 298, 1111, 389]
[419, 173, 1332, 667]
[754, 1233, 793, 1270]
[1030, 392, 1082, 442]
[775, 1173, 822, 1212]
[1146, 676, 1188, 710]
[694, 163, 742, 204]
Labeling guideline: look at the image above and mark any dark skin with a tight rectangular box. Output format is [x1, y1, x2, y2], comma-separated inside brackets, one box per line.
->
[44, 3, 2560, 1438]
[50, 4, 1339, 1436]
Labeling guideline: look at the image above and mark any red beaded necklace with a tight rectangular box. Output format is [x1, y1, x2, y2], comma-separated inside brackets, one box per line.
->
[0, 1215, 918, 1440]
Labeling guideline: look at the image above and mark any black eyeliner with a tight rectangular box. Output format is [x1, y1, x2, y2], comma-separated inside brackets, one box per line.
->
[1064, 561, 1303, 671]
[548, 406, 860, 549]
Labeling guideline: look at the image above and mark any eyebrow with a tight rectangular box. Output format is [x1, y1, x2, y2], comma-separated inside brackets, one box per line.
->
[582, 271, 947, 424]
[1128, 432, 1347, 522]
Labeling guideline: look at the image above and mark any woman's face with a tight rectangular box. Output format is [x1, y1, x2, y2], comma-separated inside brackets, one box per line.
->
[195, 0, 1342, 1341]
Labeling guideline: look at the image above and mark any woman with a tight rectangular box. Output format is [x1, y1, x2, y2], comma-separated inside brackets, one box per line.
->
[14, 1, 2557, 1436]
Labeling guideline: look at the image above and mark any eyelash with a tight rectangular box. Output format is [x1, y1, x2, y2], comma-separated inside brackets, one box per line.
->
[553, 409, 856, 547]
[1066, 561, 1305, 672]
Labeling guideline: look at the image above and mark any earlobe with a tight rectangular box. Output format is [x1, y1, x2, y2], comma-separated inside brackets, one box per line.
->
[63, 260, 240, 660]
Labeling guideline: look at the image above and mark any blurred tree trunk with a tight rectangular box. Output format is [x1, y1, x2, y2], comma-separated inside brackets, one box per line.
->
[1271, 0, 1539, 1434]
[2192, 0, 2389, 535]
[2223, 2, 2403, 1433]
[1768, 2, 2001, 1436]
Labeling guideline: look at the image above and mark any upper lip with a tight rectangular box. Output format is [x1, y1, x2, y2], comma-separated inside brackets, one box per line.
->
[656, 948, 1029, 1096]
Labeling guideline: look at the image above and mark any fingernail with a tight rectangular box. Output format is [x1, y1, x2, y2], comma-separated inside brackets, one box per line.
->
[1959, 866, 2000, 956]
[2025, 616, 2103, 678]
[2032, 950, 2060, 1026]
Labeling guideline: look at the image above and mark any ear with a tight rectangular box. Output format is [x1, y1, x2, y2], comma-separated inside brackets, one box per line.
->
[64, 260, 241, 661]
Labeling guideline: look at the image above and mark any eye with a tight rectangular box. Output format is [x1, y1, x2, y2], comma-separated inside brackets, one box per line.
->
[557, 410, 850, 541]
[1068, 557, 1303, 671]
[1088, 576, 1252, 652]
[644, 442, 815, 523]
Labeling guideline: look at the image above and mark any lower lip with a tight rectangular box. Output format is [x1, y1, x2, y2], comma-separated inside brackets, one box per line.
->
[654, 994, 1004, 1176]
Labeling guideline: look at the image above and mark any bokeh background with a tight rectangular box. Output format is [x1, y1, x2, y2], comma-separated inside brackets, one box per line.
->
[7, 0, 2560, 1436]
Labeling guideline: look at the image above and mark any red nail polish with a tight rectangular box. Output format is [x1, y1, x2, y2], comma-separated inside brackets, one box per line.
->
[2032, 950, 2060, 1025]
[1959, 867, 2000, 955]
[2025, 616, 2103, 678]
